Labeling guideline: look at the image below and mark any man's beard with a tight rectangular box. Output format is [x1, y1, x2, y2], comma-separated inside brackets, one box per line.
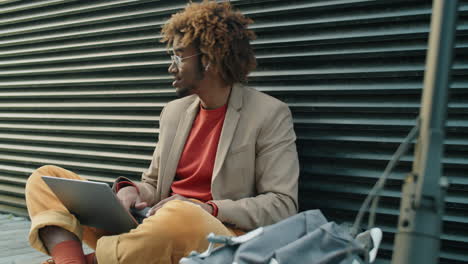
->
[176, 85, 194, 98]
[175, 66, 205, 98]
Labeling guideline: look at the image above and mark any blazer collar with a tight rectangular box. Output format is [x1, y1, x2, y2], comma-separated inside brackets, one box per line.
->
[228, 83, 243, 111]
[212, 83, 244, 182]
[160, 95, 200, 198]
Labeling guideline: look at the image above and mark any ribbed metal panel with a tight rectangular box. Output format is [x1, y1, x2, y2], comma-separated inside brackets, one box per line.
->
[0, 0, 467, 263]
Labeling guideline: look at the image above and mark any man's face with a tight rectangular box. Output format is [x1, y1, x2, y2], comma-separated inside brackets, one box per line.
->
[168, 36, 204, 98]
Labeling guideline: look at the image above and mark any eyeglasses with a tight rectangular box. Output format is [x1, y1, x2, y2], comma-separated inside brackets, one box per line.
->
[170, 53, 201, 67]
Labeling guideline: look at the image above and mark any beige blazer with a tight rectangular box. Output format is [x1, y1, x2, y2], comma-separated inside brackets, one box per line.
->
[135, 83, 299, 231]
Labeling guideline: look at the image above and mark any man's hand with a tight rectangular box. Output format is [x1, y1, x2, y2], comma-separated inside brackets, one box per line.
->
[116, 186, 148, 211]
[146, 194, 213, 217]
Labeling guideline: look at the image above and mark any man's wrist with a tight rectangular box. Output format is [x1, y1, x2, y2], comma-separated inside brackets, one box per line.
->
[201, 203, 214, 215]
[115, 181, 140, 194]
[205, 201, 218, 217]
[121, 185, 138, 193]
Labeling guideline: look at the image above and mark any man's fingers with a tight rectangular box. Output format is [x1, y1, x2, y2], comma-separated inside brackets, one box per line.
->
[147, 204, 164, 217]
[146, 207, 155, 217]
[116, 187, 141, 211]
[150, 198, 168, 212]
[135, 202, 147, 209]
[145, 194, 188, 217]
[120, 200, 131, 211]
[159, 195, 175, 204]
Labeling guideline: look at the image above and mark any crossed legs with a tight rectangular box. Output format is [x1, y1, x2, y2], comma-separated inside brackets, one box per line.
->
[26, 165, 235, 264]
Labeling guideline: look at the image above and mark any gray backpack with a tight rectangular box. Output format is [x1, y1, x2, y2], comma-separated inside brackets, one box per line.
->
[180, 210, 378, 264]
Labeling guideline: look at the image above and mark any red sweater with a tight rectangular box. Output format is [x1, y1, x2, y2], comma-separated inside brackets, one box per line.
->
[171, 104, 227, 202]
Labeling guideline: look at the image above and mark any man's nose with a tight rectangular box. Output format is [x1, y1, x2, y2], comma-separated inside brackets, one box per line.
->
[168, 61, 177, 74]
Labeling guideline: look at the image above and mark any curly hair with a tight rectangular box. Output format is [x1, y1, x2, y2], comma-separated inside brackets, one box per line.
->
[161, 0, 257, 85]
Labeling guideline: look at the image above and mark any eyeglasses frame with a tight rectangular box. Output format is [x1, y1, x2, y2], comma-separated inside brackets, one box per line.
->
[170, 52, 201, 67]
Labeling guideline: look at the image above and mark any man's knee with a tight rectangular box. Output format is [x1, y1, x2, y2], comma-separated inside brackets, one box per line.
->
[143, 200, 209, 237]
[30, 165, 80, 182]
[27, 165, 52, 189]
[159, 200, 208, 222]
[40, 165, 66, 175]
[26, 165, 81, 195]
[27, 165, 58, 186]
[127, 201, 209, 255]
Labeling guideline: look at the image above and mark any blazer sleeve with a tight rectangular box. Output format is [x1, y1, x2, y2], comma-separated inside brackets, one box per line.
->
[214, 103, 300, 230]
[134, 106, 166, 206]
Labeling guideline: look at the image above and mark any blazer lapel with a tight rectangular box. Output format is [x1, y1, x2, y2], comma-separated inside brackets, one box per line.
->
[212, 84, 243, 182]
[160, 96, 200, 198]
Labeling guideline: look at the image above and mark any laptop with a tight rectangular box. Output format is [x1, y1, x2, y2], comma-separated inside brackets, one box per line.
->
[42, 176, 149, 234]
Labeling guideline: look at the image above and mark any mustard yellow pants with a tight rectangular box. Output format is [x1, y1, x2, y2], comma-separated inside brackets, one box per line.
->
[26, 165, 238, 264]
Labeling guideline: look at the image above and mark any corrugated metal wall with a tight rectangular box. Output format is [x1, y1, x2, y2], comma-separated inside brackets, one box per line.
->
[0, 0, 467, 263]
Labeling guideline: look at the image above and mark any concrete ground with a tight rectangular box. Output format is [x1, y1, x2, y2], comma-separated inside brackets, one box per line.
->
[0, 213, 92, 264]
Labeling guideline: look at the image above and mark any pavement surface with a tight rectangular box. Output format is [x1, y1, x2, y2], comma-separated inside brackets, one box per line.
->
[0, 213, 92, 264]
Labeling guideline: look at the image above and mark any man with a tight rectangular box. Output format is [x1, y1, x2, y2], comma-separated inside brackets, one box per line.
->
[25, 1, 299, 263]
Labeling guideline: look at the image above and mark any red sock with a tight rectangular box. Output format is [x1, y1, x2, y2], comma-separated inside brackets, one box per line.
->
[50, 240, 86, 264]
[85, 253, 96, 264]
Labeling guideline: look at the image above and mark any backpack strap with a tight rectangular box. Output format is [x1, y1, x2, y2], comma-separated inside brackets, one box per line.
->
[188, 227, 264, 259]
